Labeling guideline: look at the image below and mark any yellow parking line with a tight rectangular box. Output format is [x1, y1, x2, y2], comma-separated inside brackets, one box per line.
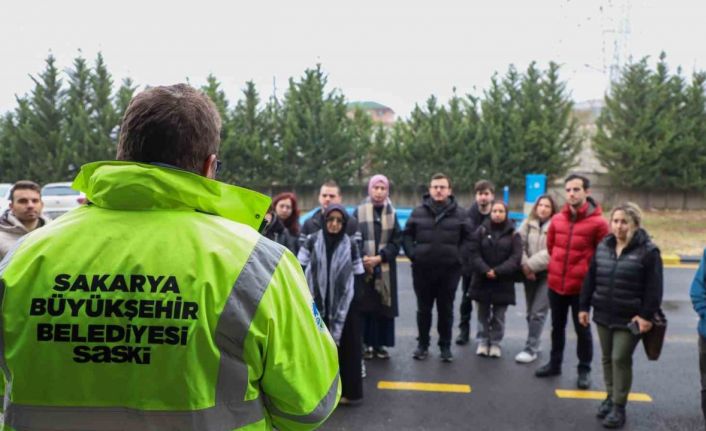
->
[555, 389, 652, 402]
[378, 381, 471, 393]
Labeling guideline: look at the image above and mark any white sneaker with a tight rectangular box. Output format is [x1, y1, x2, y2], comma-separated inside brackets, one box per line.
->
[515, 350, 538, 363]
[489, 345, 502, 358]
[476, 344, 489, 356]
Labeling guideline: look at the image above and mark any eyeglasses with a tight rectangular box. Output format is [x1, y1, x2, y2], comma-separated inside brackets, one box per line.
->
[326, 216, 344, 224]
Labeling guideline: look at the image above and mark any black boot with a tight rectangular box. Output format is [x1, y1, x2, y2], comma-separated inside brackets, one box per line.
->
[596, 397, 613, 419]
[535, 362, 561, 377]
[455, 325, 470, 345]
[602, 404, 626, 429]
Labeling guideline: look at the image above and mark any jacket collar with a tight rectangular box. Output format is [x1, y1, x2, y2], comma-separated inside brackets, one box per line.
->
[561, 196, 602, 221]
[72, 161, 271, 230]
[0, 209, 49, 235]
[604, 228, 650, 253]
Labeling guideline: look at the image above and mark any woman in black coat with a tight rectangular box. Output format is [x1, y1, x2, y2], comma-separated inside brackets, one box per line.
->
[469, 201, 522, 359]
[579, 203, 663, 429]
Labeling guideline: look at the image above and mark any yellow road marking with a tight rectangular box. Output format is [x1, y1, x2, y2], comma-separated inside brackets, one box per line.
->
[555, 389, 652, 402]
[378, 381, 471, 393]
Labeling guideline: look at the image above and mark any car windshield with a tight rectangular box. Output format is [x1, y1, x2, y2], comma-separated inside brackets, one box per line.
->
[43, 186, 79, 196]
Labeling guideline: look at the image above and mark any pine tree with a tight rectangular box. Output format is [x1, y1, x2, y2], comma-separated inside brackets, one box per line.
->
[20, 55, 72, 182]
[279, 65, 362, 186]
[64, 54, 93, 170]
[594, 54, 695, 190]
[89, 52, 119, 162]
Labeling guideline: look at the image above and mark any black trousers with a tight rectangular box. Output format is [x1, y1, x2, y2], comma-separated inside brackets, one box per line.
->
[548, 289, 593, 372]
[458, 275, 473, 330]
[412, 265, 461, 348]
[337, 300, 362, 401]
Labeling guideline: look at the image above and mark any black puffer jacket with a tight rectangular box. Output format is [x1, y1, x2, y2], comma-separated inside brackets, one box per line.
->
[402, 194, 472, 268]
[579, 228, 663, 328]
[263, 214, 299, 254]
[468, 218, 522, 305]
[462, 202, 491, 276]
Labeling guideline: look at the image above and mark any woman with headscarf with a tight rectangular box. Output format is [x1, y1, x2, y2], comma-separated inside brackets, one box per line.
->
[298, 204, 365, 405]
[353, 174, 402, 360]
[469, 201, 522, 358]
[579, 203, 663, 429]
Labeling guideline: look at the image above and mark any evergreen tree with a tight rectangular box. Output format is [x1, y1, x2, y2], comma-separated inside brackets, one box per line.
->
[278, 65, 363, 186]
[19, 55, 72, 183]
[115, 77, 137, 122]
[593, 53, 702, 190]
[480, 63, 579, 189]
[89, 52, 119, 162]
[63, 54, 93, 169]
[225, 81, 273, 188]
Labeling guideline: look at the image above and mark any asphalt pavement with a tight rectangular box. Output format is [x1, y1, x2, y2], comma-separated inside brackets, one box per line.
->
[322, 262, 703, 431]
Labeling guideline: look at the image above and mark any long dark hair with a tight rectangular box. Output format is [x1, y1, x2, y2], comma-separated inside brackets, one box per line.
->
[271, 192, 300, 236]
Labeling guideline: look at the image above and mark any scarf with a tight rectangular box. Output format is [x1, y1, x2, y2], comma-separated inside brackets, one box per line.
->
[299, 231, 360, 343]
[357, 197, 395, 307]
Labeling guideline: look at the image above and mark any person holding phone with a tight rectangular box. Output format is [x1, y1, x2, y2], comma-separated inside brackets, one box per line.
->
[579, 202, 663, 429]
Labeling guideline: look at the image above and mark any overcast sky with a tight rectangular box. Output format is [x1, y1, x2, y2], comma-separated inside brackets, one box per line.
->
[1, 0, 704, 118]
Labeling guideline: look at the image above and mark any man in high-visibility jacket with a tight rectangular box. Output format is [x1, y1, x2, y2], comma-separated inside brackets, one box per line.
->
[0, 84, 340, 431]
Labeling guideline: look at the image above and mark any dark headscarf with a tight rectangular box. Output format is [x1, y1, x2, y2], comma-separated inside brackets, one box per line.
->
[323, 204, 349, 260]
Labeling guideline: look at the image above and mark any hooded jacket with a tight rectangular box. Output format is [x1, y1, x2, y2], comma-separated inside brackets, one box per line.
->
[0, 161, 340, 431]
[547, 197, 609, 296]
[0, 209, 49, 260]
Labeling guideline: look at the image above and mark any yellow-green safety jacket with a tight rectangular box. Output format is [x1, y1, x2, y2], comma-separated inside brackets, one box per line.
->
[0, 161, 340, 431]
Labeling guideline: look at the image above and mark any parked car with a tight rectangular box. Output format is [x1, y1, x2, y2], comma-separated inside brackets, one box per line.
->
[0, 183, 11, 214]
[41, 182, 86, 219]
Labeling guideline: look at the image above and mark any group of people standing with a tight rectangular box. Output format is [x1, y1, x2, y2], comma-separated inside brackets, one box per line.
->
[262, 172, 665, 429]
[262, 176, 401, 406]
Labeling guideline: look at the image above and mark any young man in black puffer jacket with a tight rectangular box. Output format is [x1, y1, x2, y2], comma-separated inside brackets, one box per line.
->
[402, 173, 473, 363]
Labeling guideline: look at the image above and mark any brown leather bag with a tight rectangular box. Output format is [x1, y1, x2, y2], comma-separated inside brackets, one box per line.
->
[642, 309, 667, 361]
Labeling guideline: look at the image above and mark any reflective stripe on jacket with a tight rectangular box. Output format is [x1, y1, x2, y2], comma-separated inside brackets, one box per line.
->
[0, 161, 340, 431]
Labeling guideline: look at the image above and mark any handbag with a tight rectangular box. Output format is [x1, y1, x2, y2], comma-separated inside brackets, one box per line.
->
[642, 309, 667, 361]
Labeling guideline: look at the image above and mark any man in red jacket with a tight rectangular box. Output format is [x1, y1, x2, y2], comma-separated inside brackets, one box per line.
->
[535, 174, 609, 389]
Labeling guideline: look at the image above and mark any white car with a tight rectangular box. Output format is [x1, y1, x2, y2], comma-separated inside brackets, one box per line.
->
[41, 182, 86, 219]
[0, 183, 11, 214]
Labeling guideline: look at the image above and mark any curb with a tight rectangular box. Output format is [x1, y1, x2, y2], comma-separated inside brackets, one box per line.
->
[662, 254, 700, 266]
[679, 254, 702, 264]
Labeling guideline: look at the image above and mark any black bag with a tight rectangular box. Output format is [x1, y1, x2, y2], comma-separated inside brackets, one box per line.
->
[642, 309, 667, 361]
